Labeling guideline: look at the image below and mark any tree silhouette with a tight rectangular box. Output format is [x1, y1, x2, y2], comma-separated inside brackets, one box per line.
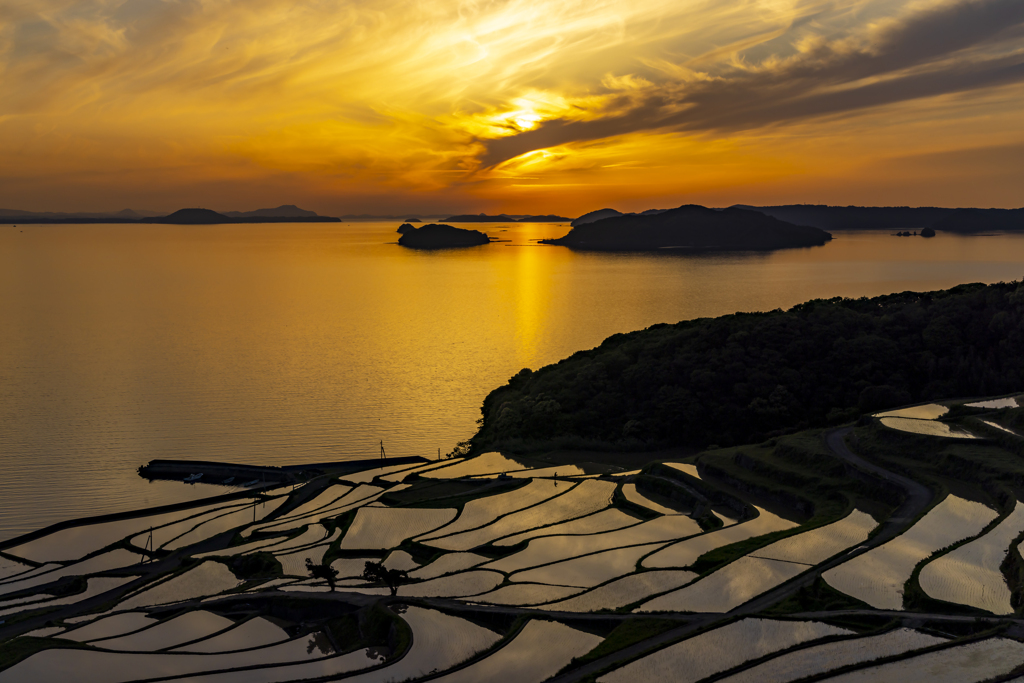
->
[305, 558, 339, 592]
[362, 560, 408, 596]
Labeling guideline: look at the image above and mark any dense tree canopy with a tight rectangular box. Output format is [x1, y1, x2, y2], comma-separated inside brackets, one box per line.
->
[473, 282, 1024, 452]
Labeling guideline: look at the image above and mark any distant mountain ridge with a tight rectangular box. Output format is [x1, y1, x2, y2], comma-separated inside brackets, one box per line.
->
[0, 205, 340, 224]
[443, 213, 572, 223]
[733, 204, 1024, 233]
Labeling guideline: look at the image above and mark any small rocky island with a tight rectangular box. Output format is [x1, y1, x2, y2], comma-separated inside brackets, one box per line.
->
[541, 204, 831, 251]
[397, 223, 491, 249]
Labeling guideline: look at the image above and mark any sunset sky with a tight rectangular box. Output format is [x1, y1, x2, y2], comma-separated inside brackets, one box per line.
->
[2, 0, 1023, 215]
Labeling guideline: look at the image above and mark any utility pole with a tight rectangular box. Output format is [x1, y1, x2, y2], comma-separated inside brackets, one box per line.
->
[380, 440, 386, 461]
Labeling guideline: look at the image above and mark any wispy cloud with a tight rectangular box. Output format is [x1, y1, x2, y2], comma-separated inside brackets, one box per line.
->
[0, 0, 1021, 211]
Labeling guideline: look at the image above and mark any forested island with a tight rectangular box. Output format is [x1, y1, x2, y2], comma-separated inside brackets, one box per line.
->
[540, 205, 831, 251]
[397, 223, 491, 248]
[471, 280, 1024, 453]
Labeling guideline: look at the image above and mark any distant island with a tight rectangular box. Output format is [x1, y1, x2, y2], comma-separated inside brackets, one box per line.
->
[540, 204, 831, 251]
[734, 204, 1024, 233]
[443, 213, 572, 223]
[0, 205, 340, 224]
[397, 223, 491, 249]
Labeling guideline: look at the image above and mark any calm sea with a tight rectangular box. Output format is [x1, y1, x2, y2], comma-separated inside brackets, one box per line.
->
[2, 221, 1023, 540]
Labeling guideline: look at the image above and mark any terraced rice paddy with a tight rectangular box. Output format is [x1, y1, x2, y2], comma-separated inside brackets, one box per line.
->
[983, 420, 1019, 435]
[424, 480, 617, 551]
[717, 628, 946, 683]
[380, 459, 463, 482]
[919, 500, 1024, 614]
[128, 504, 249, 550]
[0, 549, 141, 602]
[878, 416, 977, 438]
[117, 561, 242, 609]
[488, 464, 587, 478]
[824, 495, 998, 609]
[471, 583, 583, 606]
[0, 632, 340, 682]
[0, 558, 32, 582]
[333, 606, 502, 683]
[664, 462, 700, 479]
[398, 570, 504, 598]
[540, 570, 698, 612]
[174, 617, 288, 652]
[88, 610, 233, 651]
[431, 619, 603, 683]
[966, 397, 1020, 408]
[166, 648, 387, 683]
[253, 485, 352, 525]
[876, 404, 949, 419]
[512, 542, 668, 588]
[418, 479, 562, 540]
[419, 452, 533, 479]
[485, 516, 699, 574]
[165, 499, 286, 550]
[822, 638, 1024, 682]
[344, 461, 428, 483]
[249, 485, 386, 536]
[6, 500, 256, 563]
[6, 414, 1024, 683]
[408, 552, 488, 579]
[643, 507, 798, 568]
[340, 507, 456, 550]
[753, 510, 877, 565]
[381, 550, 419, 572]
[621, 484, 681, 515]
[493, 508, 640, 547]
[57, 613, 156, 641]
[599, 618, 852, 683]
[276, 544, 332, 577]
[638, 556, 804, 612]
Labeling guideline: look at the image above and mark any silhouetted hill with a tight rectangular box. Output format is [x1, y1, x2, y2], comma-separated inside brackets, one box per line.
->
[396, 223, 416, 234]
[542, 205, 831, 251]
[571, 208, 623, 226]
[444, 214, 518, 222]
[150, 208, 232, 224]
[397, 223, 491, 248]
[934, 208, 1024, 232]
[736, 204, 1024, 233]
[472, 281, 1024, 453]
[223, 204, 319, 218]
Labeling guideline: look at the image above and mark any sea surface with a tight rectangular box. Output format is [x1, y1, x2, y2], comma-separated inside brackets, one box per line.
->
[2, 220, 1023, 540]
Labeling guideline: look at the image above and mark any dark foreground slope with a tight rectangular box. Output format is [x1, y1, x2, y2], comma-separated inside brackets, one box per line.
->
[540, 205, 830, 251]
[472, 281, 1024, 453]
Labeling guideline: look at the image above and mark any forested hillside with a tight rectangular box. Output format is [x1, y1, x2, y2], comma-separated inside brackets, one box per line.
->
[472, 281, 1024, 452]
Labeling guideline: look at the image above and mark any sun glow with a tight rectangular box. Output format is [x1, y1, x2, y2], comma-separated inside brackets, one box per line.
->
[1, 0, 1022, 212]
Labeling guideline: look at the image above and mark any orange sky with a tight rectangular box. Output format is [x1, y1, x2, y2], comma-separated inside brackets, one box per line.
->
[2, 0, 1023, 215]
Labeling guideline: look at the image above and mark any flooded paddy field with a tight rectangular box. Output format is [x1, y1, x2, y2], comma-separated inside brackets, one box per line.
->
[4, 400, 1024, 682]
